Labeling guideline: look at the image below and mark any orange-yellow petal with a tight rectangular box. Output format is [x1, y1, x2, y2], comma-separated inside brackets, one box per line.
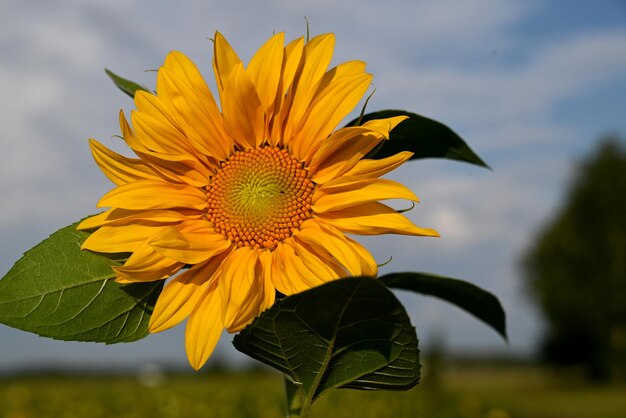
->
[220, 63, 264, 149]
[294, 221, 377, 277]
[290, 239, 347, 281]
[308, 116, 408, 183]
[157, 66, 232, 161]
[313, 178, 419, 213]
[131, 92, 192, 155]
[89, 139, 161, 185]
[149, 250, 231, 333]
[269, 37, 305, 146]
[342, 151, 414, 180]
[257, 249, 277, 310]
[274, 241, 334, 294]
[317, 202, 440, 237]
[213, 32, 242, 93]
[185, 282, 223, 370]
[247, 32, 285, 114]
[97, 180, 207, 211]
[362, 115, 409, 137]
[261, 246, 295, 295]
[81, 224, 158, 253]
[219, 247, 263, 332]
[282, 33, 335, 144]
[161, 51, 226, 140]
[307, 127, 385, 183]
[293, 72, 372, 161]
[119, 111, 214, 186]
[149, 224, 231, 264]
[77, 208, 203, 230]
[114, 241, 183, 283]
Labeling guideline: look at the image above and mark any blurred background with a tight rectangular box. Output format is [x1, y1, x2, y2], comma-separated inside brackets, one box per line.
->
[1, 0, 625, 417]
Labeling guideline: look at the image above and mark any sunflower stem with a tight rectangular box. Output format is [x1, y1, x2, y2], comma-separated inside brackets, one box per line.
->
[284, 376, 308, 417]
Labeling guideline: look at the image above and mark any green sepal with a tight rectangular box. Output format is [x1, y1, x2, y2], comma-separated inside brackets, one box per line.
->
[346, 109, 490, 168]
[105, 69, 150, 98]
[233, 277, 420, 413]
[381, 272, 507, 340]
[0, 221, 163, 344]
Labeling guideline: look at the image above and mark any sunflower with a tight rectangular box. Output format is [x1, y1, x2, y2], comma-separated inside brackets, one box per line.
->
[79, 32, 439, 370]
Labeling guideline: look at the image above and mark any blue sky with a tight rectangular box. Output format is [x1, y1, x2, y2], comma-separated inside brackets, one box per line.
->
[1, 0, 625, 371]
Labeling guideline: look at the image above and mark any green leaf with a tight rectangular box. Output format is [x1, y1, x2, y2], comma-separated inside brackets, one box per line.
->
[105, 69, 150, 98]
[346, 109, 490, 168]
[0, 221, 163, 343]
[380, 272, 507, 340]
[233, 277, 420, 413]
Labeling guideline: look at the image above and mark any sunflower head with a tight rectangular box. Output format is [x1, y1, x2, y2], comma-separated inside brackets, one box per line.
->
[79, 31, 438, 369]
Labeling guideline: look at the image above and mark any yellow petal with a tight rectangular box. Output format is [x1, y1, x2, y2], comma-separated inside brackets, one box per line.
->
[162, 51, 222, 115]
[89, 139, 161, 186]
[290, 239, 346, 282]
[269, 37, 305, 146]
[185, 282, 223, 370]
[133, 148, 213, 188]
[114, 241, 183, 283]
[313, 60, 367, 95]
[219, 247, 263, 332]
[275, 241, 330, 293]
[81, 224, 158, 253]
[150, 269, 207, 333]
[97, 180, 207, 211]
[294, 221, 376, 277]
[362, 115, 409, 136]
[213, 32, 242, 93]
[261, 247, 294, 295]
[77, 211, 112, 230]
[257, 249, 277, 310]
[313, 178, 419, 213]
[282, 33, 335, 145]
[220, 63, 264, 149]
[149, 250, 231, 333]
[157, 66, 232, 161]
[132, 95, 183, 152]
[149, 224, 231, 264]
[77, 208, 203, 230]
[247, 32, 285, 114]
[308, 115, 408, 183]
[317, 202, 440, 237]
[346, 235, 378, 276]
[342, 151, 414, 180]
[281, 37, 305, 95]
[308, 127, 386, 183]
[120, 110, 213, 187]
[293, 73, 372, 162]
[119, 109, 140, 149]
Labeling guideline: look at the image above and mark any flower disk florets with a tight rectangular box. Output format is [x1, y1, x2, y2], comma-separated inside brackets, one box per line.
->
[207, 147, 314, 250]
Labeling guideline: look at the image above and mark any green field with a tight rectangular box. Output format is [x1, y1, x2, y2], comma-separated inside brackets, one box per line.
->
[1, 365, 625, 418]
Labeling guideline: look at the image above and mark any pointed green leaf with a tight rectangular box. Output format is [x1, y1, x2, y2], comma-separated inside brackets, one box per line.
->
[0, 221, 163, 343]
[380, 272, 507, 340]
[233, 277, 420, 409]
[346, 109, 490, 168]
[105, 69, 150, 98]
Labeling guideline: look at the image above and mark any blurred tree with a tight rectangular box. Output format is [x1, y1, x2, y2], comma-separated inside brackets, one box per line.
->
[522, 137, 626, 381]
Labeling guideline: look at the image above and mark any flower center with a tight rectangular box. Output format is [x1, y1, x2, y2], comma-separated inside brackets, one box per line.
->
[207, 147, 314, 250]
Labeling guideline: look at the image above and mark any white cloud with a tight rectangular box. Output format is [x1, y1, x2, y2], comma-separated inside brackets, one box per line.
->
[374, 29, 626, 138]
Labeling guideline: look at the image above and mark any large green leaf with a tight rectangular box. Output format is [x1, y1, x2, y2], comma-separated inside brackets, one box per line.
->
[347, 109, 489, 168]
[380, 272, 507, 340]
[105, 69, 150, 98]
[233, 277, 420, 413]
[0, 221, 162, 343]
